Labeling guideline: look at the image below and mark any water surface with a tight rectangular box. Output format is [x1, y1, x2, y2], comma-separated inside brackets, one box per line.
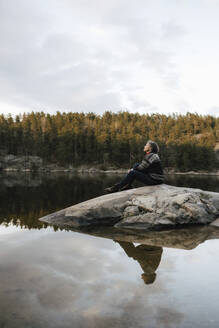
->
[1, 172, 219, 328]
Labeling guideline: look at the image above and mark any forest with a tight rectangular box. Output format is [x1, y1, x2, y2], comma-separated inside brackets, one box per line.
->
[0, 111, 218, 171]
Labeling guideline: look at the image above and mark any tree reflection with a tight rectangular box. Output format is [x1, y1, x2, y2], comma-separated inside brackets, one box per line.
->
[0, 172, 119, 229]
[0, 172, 219, 230]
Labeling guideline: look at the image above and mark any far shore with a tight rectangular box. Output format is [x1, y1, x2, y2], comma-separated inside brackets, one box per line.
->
[1, 154, 219, 176]
[1, 167, 219, 176]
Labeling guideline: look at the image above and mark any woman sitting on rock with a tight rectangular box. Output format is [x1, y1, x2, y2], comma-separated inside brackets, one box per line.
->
[104, 140, 164, 193]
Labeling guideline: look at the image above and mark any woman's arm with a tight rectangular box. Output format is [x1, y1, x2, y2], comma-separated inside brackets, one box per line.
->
[137, 153, 160, 171]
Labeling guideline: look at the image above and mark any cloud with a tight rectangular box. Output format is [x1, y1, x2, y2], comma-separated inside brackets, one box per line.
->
[206, 106, 219, 116]
[1, 0, 219, 116]
[0, 0, 188, 115]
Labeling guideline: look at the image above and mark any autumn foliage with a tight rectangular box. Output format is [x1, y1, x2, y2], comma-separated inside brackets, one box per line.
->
[0, 111, 218, 171]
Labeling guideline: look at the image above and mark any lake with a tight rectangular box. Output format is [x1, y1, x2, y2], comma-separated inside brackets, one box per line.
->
[1, 172, 219, 328]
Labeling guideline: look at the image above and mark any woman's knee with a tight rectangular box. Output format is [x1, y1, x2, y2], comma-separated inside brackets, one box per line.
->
[129, 169, 135, 177]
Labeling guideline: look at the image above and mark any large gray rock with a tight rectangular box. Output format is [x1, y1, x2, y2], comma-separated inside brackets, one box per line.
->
[39, 190, 134, 227]
[39, 184, 219, 230]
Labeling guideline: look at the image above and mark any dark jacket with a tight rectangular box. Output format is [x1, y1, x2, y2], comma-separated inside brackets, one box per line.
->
[136, 152, 164, 182]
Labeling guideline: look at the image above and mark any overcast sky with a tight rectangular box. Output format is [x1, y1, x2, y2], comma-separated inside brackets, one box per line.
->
[1, 0, 219, 116]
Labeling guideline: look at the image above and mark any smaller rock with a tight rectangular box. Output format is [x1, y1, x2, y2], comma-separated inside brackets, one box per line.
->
[123, 206, 139, 218]
[210, 218, 219, 227]
[155, 218, 174, 225]
[172, 193, 193, 206]
[132, 195, 158, 212]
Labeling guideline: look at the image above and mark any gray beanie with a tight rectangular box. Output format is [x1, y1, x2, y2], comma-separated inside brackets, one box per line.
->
[147, 140, 159, 153]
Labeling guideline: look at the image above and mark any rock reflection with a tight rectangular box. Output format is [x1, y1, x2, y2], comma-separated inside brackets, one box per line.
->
[69, 224, 219, 250]
[115, 241, 163, 284]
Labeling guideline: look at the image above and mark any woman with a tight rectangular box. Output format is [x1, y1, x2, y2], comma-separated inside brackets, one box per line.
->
[104, 140, 164, 193]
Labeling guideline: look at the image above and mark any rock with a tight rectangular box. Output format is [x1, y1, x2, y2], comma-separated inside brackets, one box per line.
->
[40, 190, 134, 228]
[115, 186, 219, 229]
[123, 206, 140, 217]
[210, 218, 219, 227]
[4, 154, 16, 162]
[39, 184, 219, 230]
[0, 155, 43, 171]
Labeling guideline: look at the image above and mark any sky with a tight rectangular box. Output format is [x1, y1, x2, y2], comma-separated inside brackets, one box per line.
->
[1, 0, 219, 117]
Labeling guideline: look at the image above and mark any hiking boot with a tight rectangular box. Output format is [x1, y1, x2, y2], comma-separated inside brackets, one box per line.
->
[120, 184, 133, 191]
[104, 184, 120, 193]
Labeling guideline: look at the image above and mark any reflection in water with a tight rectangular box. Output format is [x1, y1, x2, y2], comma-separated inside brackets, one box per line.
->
[0, 172, 120, 229]
[0, 227, 185, 328]
[1, 226, 219, 328]
[165, 174, 219, 192]
[1, 173, 219, 327]
[67, 223, 219, 251]
[0, 171, 219, 230]
[115, 241, 163, 284]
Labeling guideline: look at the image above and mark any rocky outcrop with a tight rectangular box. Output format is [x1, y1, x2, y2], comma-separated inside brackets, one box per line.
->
[39, 184, 219, 230]
[39, 191, 130, 227]
[115, 186, 219, 229]
[0, 154, 127, 172]
[0, 155, 43, 171]
[0, 154, 74, 172]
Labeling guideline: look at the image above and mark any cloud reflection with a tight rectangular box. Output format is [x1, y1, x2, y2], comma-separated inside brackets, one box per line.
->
[0, 227, 184, 328]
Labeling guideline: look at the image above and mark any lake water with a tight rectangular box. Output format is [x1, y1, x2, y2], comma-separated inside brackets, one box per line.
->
[1, 172, 219, 328]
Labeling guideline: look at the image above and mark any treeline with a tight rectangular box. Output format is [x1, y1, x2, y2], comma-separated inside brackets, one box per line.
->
[0, 111, 218, 171]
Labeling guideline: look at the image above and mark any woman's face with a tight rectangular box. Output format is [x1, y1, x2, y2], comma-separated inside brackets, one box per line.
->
[144, 143, 152, 153]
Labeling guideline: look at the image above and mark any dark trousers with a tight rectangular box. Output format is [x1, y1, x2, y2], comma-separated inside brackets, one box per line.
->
[117, 163, 162, 188]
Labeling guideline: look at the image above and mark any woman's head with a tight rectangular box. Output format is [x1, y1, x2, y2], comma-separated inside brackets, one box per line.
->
[144, 140, 159, 153]
[141, 273, 156, 285]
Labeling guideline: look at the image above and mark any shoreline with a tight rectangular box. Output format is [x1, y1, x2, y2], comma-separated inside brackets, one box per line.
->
[1, 154, 218, 175]
[1, 167, 219, 176]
